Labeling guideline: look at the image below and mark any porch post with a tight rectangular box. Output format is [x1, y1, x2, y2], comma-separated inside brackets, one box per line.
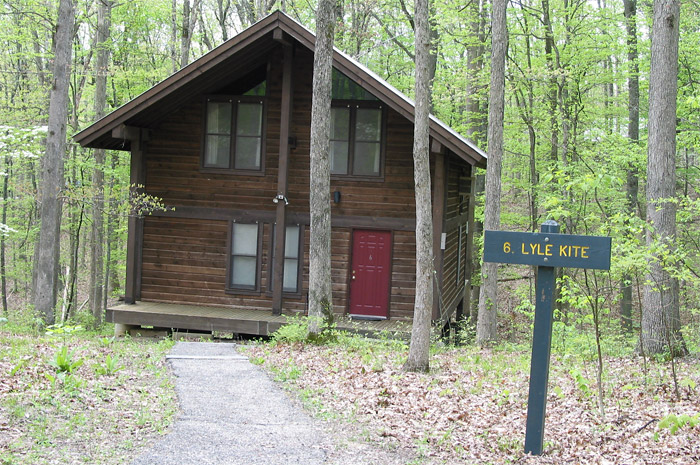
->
[431, 142, 446, 320]
[116, 126, 147, 305]
[272, 39, 294, 315]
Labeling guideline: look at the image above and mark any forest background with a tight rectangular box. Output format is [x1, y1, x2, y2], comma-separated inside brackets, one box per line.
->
[0, 0, 698, 354]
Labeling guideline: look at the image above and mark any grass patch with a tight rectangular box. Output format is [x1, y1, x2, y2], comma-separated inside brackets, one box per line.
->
[0, 324, 177, 464]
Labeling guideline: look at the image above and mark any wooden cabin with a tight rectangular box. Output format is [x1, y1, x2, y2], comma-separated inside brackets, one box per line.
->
[75, 11, 487, 337]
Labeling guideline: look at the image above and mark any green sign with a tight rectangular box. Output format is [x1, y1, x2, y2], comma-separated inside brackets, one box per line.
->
[483, 230, 611, 270]
[483, 222, 612, 456]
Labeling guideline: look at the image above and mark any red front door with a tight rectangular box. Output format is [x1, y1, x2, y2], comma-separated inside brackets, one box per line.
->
[349, 230, 392, 319]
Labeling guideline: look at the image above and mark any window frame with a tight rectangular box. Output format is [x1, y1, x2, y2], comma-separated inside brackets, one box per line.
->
[268, 224, 304, 296]
[226, 221, 263, 294]
[330, 100, 386, 180]
[201, 95, 267, 175]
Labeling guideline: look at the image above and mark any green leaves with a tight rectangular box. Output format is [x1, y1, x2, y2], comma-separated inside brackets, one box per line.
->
[48, 346, 84, 374]
[94, 354, 124, 376]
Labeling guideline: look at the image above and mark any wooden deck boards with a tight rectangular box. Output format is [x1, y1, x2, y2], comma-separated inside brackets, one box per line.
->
[107, 301, 411, 338]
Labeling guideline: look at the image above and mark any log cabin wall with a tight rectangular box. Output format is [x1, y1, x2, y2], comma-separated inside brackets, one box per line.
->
[438, 156, 473, 321]
[139, 44, 421, 321]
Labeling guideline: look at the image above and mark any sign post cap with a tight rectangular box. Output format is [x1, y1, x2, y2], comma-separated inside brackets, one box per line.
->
[541, 220, 560, 234]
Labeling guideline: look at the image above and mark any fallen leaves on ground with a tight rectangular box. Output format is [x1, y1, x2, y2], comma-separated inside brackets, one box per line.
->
[248, 341, 700, 465]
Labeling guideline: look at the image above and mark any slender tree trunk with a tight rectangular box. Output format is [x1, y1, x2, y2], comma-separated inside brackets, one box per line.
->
[33, 0, 75, 325]
[180, 0, 201, 67]
[404, 0, 433, 373]
[216, 0, 232, 42]
[542, 0, 558, 164]
[465, 0, 486, 319]
[308, 0, 335, 334]
[171, 0, 179, 73]
[90, 0, 113, 326]
[476, 0, 507, 346]
[1, 155, 9, 315]
[641, 0, 686, 356]
[621, 0, 639, 332]
[106, 152, 120, 302]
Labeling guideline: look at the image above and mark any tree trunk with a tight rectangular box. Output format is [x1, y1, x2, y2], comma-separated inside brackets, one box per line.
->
[641, 0, 686, 356]
[476, 0, 507, 346]
[180, 0, 201, 67]
[465, 0, 486, 320]
[621, 0, 639, 332]
[307, 0, 335, 334]
[90, 0, 113, 327]
[404, 0, 433, 373]
[1, 155, 9, 315]
[170, 0, 179, 73]
[33, 0, 74, 326]
[105, 152, 121, 303]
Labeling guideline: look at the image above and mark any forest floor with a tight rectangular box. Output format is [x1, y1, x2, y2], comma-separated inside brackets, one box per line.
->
[1, 321, 699, 465]
[0, 328, 177, 465]
[246, 332, 700, 465]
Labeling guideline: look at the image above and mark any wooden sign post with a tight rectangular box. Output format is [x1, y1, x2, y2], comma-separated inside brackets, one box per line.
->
[483, 220, 611, 455]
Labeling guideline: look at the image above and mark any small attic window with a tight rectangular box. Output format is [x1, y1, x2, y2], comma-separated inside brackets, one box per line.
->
[214, 66, 267, 95]
[244, 81, 266, 96]
[332, 69, 378, 101]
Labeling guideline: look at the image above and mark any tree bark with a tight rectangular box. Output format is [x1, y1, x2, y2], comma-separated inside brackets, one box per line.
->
[1, 155, 9, 316]
[465, 0, 486, 320]
[308, 0, 335, 334]
[90, 0, 113, 326]
[404, 0, 433, 373]
[641, 0, 686, 356]
[33, 0, 74, 325]
[621, 0, 639, 332]
[476, 0, 507, 346]
[180, 0, 202, 67]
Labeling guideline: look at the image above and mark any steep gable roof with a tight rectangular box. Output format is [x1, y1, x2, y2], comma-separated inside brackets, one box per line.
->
[75, 10, 486, 167]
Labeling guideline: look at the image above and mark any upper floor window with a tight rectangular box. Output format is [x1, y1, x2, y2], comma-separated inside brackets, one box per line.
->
[330, 105, 383, 177]
[330, 70, 383, 177]
[203, 93, 265, 171]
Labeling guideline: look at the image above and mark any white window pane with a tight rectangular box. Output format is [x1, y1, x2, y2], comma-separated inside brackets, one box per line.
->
[353, 141, 380, 176]
[355, 108, 381, 141]
[236, 103, 263, 136]
[232, 223, 258, 255]
[283, 258, 298, 292]
[235, 136, 261, 169]
[204, 135, 230, 168]
[331, 141, 348, 174]
[206, 102, 232, 134]
[231, 256, 257, 287]
[331, 107, 350, 139]
[285, 226, 300, 259]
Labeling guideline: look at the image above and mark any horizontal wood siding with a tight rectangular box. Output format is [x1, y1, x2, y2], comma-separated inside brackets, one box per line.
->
[390, 231, 417, 320]
[439, 155, 471, 317]
[137, 45, 425, 320]
[141, 216, 308, 312]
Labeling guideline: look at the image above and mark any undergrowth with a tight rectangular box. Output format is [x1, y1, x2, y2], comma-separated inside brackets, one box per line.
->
[0, 313, 177, 465]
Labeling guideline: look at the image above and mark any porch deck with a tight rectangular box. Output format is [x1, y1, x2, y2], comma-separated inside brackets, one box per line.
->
[106, 301, 411, 339]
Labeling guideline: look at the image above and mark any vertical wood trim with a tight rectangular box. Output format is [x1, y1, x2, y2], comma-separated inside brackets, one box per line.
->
[464, 164, 476, 314]
[125, 130, 145, 304]
[431, 149, 446, 320]
[272, 43, 294, 315]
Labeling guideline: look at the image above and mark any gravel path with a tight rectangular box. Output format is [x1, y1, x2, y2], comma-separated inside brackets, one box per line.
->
[129, 342, 328, 465]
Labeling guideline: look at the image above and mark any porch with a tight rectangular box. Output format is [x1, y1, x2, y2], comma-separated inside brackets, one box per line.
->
[106, 301, 412, 339]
